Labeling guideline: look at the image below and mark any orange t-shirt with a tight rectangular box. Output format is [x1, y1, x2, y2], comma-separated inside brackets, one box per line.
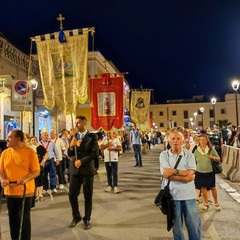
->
[0, 146, 40, 196]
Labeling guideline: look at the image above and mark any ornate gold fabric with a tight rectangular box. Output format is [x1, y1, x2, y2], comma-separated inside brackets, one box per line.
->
[130, 90, 151, 124]
[35, 29, 88, 114]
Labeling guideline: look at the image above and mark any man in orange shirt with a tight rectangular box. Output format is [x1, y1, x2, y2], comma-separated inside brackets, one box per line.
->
[0, 130, 40, 240]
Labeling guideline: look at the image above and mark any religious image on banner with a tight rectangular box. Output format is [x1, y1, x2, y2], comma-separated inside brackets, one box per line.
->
[98, 92, 116, 116]
[135, 97, 145, 108]
[130, 90, 151, 124]
[90, 74, 123, 131]
[52, 52, 73, 79]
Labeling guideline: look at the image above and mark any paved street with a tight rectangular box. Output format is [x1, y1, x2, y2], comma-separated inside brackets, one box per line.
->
[1, 144, 240, 240]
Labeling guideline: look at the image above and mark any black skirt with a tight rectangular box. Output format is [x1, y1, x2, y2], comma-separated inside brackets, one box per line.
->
[195, 171, 216, 189]
[35, 167, 44, 187]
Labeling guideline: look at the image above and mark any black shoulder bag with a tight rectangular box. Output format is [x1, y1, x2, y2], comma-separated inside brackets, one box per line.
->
[154, 155, 182, 214]
[209, 149, 222, 174]
[154, 155, 182, 231]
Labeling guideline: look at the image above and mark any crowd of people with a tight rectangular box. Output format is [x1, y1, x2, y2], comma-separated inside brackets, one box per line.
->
[2, 119, 238, 239]
[0, 116, 163, 239]
[159, 124, 231, 239]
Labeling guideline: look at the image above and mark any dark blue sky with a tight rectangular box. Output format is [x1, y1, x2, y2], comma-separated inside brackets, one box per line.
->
[1, 1, 240, 103]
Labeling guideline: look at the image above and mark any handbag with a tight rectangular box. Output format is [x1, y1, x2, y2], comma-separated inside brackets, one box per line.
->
[154, 181, 172, 215]
[154, 155, 182, 213]
[211, 160, 223, 174]
[154, 155, 182, 231]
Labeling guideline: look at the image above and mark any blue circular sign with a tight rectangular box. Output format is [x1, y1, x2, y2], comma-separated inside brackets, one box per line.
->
[15, 81, 29, 95]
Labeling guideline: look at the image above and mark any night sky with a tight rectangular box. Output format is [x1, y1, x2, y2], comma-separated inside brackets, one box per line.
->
[1, 0, 240, 103]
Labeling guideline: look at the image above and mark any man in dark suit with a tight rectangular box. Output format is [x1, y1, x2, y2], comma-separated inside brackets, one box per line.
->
[68, 116, 99, 230]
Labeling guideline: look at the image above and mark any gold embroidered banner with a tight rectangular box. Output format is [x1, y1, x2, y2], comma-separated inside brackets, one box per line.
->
[130, 90, 151, 124]
[35, 29, 88, 114]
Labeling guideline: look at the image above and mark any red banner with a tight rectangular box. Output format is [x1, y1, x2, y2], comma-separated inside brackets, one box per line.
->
[90, 74, 124, 131]
[149, 111, 153, 128]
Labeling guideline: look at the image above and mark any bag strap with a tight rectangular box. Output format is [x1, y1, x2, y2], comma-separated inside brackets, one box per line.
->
[165, 155, 183, 187]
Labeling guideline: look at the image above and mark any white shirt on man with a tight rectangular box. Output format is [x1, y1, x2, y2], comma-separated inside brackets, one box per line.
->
[101, 137, 121, 162]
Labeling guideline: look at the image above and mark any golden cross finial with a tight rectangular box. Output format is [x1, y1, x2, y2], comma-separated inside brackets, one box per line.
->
[57, 13, 65, 29]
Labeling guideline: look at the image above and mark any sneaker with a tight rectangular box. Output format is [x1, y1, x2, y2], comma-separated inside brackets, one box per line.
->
[105, 186, 112, 192]
[52, 188, 58, 193]
[59, 184, 64, 190]
[113, 187, 120, 193]
[39, 196, 43, 201]
[42, 190, 47, 194]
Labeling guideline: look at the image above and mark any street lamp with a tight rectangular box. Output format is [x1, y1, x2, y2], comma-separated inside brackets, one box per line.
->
[200, 107, 204, 130]
[189, 118, 193, 129]
[29, 78, 38, 136]
[211, 97, 217, 125]
[232, 79, 239, 126]
[193, 112, 198, 129]
[30, 78, 38, 90]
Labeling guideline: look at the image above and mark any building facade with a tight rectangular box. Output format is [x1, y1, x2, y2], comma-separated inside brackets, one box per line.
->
[150, 94, 240, 131]
[0, 35, 39, 139]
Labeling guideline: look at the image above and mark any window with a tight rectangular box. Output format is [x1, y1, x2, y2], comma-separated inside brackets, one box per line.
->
[209, 109, 214, 118]
[160, 123, 164, 128]
[221, 109, 225, 114]
[174, 122, 177, 127]
[159, 111, 163, 116]
[210, 121, 214, 128]
[184, 122, 189, 128]
[183, 111, 188, 119]
[172, 111, 177, 116]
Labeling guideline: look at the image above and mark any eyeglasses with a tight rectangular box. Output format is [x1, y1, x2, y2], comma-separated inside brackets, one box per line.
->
[75, 122, 81, 124]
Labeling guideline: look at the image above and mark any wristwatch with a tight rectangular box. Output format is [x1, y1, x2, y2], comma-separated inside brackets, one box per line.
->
[175, 169, 180, 176]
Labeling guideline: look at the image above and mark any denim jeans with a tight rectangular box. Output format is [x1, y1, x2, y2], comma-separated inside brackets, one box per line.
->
[56, 160, 64, 185]
[43, 158, 56, 190]
[133, 144, 142, 165]
[172, 199, 201, 240]
[105, 162, 118, 187]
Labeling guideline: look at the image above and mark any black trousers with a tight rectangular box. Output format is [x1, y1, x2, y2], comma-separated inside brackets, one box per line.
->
[68, 173, 94, 221]
[7, 196, 32, 240]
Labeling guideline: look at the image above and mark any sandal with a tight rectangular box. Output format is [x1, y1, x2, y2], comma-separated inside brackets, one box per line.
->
[215, 204, 221, 211]
[201, 204, 209, 210]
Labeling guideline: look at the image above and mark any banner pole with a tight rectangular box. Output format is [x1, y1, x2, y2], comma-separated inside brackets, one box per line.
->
[71, 113, 78, 160]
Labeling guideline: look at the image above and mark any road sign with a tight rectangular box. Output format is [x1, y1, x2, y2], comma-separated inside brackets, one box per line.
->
[11, 80, 33, 111]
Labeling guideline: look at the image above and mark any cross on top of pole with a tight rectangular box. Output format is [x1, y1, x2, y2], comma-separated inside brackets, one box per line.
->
[57, 13, 65, 30]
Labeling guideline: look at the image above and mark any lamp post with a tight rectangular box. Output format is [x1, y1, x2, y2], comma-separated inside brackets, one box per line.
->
[211, 97, 217, 125]
[232, 79, 239, 127]
[189, 118, 193, 129]
[193, 112, 198, 130]
[29, 78, 38, 136]
[200, 107, 204, 130]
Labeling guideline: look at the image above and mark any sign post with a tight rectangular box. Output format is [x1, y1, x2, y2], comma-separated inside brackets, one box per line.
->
[11, 80, 33, 111]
